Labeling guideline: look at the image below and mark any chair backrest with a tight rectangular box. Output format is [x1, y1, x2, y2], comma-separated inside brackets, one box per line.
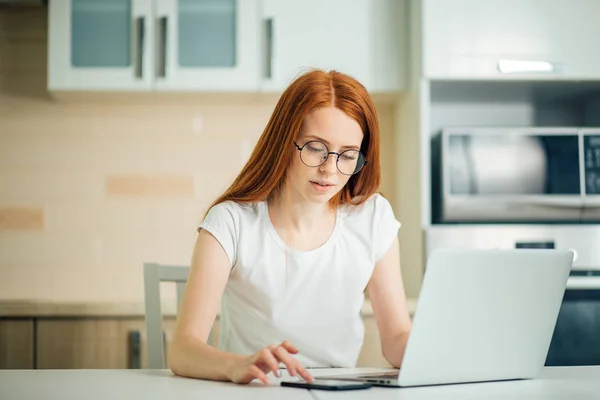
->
[144, 262, 212, 369]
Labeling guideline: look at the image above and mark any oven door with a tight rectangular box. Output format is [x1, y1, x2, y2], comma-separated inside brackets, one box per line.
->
[441, 127, 584, 223]
[545, 272, 600, 366]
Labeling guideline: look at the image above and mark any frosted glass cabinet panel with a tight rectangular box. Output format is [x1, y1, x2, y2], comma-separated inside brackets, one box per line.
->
[49, 0, 153, 90]
[177, 0, 236, 68]
[70, 0, 131, 67]
[154, 0, 260, 91]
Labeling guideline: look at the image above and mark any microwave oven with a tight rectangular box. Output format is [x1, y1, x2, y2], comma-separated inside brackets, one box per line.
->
[436, 127, 600, 223]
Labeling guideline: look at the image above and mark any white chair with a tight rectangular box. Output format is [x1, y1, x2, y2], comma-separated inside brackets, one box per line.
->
[143, 262, 215, 369]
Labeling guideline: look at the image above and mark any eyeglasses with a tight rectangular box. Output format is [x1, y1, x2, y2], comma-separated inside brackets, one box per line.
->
[293, 140, 368, 176]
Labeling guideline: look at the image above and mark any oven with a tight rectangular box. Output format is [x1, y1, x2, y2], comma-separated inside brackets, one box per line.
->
[425, 225, 600, 366]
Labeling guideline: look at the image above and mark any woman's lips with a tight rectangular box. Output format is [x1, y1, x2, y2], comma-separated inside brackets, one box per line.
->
[310, 181, 335, 192]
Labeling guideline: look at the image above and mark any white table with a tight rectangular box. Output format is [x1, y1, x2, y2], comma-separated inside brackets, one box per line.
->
[1, 367, 599, 400]
[310, 367, 600, 399]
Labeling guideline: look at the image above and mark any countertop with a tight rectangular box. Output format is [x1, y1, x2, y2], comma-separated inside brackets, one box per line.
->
[0, 298, 418, 318]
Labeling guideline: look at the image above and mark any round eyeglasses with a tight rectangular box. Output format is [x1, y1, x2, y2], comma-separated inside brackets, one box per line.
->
[293, 140, 368, 176]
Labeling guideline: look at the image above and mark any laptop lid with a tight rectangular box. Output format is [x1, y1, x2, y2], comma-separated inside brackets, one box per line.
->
[398, 248, 573, 387]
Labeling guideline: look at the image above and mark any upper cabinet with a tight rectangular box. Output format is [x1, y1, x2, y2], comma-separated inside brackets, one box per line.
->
[48, 0, 404, 93]
[422, 0, 600, 80]
[153, 0, 260, 91]
[261, 0, 403, 93]
[48, 0, 154, 90]
[49, 0, 260, 92]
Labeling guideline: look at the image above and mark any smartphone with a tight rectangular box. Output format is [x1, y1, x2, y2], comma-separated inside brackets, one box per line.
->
[281, 379, 372, 391]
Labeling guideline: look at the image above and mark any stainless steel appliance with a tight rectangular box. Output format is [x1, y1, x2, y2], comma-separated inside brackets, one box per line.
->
[436, 127, 600, 223]
[425, 225, 600, 366]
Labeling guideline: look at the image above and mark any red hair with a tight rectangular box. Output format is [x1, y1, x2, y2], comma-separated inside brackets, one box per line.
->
[208, 69, 381, 211]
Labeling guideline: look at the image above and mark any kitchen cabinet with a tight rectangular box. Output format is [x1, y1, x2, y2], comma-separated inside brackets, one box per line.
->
[0, 320, 34, 369]
[48, 0, 154, 91]
[153, 0, 260, 91]
[422, 0, 600, 80]
[48, 0, 403, 93]
[49, 0, 259, 92]
[36, 318, 178, 369]
[0, 313, 388, 369]
[261, 0, 403, 93]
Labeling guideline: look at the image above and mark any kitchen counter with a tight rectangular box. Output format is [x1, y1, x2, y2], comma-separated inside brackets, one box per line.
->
[0, 298, 418, 318]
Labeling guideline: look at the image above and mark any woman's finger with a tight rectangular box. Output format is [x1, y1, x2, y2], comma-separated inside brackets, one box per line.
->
[248, 365, 269, 385]
[296, 365, 314, 383]
[273, 346, 298, 377]
[258, 348, 281, 377]
[280, 340, 299, 354]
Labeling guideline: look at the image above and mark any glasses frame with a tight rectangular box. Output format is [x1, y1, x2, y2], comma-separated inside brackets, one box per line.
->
[293, 140, 368, 176]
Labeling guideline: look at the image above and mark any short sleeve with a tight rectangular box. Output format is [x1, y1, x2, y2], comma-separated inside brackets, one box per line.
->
[373, 195, 401, 262]
[198, 202, 238, 268]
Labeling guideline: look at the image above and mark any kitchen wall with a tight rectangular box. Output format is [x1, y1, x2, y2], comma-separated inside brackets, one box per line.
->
[0, 6, 420, 304]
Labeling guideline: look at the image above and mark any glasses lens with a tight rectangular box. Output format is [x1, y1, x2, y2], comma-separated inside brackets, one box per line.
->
[300, 141, 329, 167]
[337, 149, 365, 175]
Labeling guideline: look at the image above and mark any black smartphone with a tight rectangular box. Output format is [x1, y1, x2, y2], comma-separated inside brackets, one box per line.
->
[281, 379, 372, 391]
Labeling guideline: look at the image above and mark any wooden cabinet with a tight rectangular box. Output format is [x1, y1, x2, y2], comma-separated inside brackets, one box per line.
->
[422, 0, 600, 80]
[0, 319, 34, 369]
[2, 314, 382, 369]
[48, 0, 404, 93]
[36, 318, 176, 369]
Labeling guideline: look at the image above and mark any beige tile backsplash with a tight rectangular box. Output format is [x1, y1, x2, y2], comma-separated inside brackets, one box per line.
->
[0, 6, 421, 304]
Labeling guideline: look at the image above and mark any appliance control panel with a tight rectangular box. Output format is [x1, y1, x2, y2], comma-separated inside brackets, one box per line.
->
[584, 134, 600, 195]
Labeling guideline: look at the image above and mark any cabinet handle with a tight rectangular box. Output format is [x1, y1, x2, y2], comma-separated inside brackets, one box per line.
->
[264, 18, 274, 79]
[128, 330, 141, 369]
[497, 59, 556, 74]
[158, 16, 168, 78]
[134, 17, 145, 79]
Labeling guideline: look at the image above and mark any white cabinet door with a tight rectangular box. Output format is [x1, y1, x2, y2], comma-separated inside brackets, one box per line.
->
[261, 0, 403, 93]
[48, 0, 153, 91]
[423, 0, 600, 80]
[154, 0, 260, 91]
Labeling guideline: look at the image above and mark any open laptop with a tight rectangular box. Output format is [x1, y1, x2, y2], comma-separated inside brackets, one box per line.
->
[317, 248, 574, 387]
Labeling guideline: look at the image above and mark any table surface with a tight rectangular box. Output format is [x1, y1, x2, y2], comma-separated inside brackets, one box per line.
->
[1, 366, 599, 400]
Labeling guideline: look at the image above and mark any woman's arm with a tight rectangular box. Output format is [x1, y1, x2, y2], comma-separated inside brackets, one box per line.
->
[169, 229, 240, 380]
[169, 229, 313, 383]
[365, 237, 412, 368]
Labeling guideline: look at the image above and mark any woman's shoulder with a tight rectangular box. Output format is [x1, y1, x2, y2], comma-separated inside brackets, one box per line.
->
[202, 199, 264, 226]
[342, 192, 393, 217]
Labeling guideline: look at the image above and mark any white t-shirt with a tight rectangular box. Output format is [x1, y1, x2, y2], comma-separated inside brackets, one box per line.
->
[198, 193, 401, 367]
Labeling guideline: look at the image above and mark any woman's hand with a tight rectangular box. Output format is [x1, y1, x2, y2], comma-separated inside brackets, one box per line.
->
[227, 340, 314, 384]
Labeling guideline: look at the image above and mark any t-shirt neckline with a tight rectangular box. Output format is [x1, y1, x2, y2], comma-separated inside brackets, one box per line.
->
[259, 200, 342, 256]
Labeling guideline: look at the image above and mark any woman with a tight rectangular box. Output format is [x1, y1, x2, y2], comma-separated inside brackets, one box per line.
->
[169, 69, 412, 385]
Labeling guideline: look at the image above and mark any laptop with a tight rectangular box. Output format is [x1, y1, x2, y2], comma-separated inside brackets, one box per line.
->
[317, 248, 574, 387]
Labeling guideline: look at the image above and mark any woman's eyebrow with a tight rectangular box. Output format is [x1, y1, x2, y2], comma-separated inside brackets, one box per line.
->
[303, 134, 361, 150]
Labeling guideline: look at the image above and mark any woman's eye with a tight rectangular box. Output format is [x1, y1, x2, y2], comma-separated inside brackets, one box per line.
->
[341, 154, 357, 161]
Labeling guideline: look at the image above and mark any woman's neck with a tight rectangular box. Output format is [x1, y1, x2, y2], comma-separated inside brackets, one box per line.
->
[267, 190, 336, 234]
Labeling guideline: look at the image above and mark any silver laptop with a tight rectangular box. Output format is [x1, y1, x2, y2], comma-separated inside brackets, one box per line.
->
[317, 248, 573, 387]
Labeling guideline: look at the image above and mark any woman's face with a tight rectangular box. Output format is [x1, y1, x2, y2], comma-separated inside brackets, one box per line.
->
[286, 106, 364, 205]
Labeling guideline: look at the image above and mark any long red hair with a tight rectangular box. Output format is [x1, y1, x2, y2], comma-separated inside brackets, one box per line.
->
[208, 69, 381, 211]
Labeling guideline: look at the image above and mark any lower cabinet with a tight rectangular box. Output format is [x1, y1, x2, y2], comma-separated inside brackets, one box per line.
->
[2, 316, 386, 369]
[0, 319, 35, 369]
[36, 318, 178, 369]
